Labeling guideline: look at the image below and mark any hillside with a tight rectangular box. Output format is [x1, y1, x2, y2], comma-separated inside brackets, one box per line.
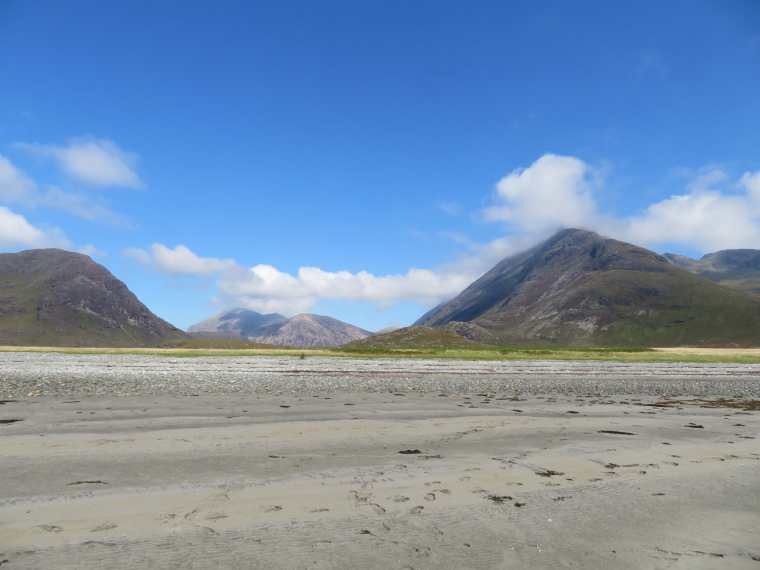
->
[664, 250, 760, 295]
[416, 229, 760, 347]
[0, 249, 188, 347]
[341, 325, 488, 348]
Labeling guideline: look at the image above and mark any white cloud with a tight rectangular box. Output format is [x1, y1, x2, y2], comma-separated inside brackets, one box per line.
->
[481, 153, 760, 252]
[295, 266, 471, 306]
[0, 156, 38, 205]
[484, 154, 599, 233]
[740, 171, 760, 204]
[122, 244, 237, 276]
[38, 187, 132, 227]
[218, 264, 308, 297]
[76, 244, 107, 258]
[607, 169, 760, 251]
[613, 188, 760, 251]
[124, 243, 477, 317]
[0, 153, 129, 226]
[15, 137, 143, 189]
[120, 247, 153, 267]
[0, 206, 69, 249]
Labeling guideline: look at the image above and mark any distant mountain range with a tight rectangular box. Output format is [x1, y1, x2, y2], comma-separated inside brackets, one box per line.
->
[0, 249, 188, 347]
[664, 250, 760, 295]
[188, 308, 373, 347]
[4, 233, 760, 349]
[415, 228, 760, 347]
[188, 307, 288, 337]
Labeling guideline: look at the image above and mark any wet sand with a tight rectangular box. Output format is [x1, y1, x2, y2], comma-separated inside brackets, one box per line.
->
[1, 391, 759, 569]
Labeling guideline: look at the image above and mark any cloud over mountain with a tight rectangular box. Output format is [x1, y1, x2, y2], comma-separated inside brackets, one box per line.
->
[122, 244, 475, 316]
[484, 154, 599, 233]
[120, 153, 760, 318]
[0, 206, 68, 249]
[484, 154, 760, 253]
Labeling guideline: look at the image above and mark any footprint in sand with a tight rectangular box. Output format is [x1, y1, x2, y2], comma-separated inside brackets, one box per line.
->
[349, 490, 369, 504]
[370, 503, 386, 514]
[183, 508, 201, 520]
[389, 495, 410, 502]
[90, 523, 117, 532]
[348, 491, 362, 502]
[424, 493, 436, 501]
[410, 506, 424, 515]
[204, 513, 228, 521]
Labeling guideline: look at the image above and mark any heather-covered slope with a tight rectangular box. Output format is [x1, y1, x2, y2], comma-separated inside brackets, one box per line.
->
[0, 249, 188, 347]
[417, 229, 760, 347]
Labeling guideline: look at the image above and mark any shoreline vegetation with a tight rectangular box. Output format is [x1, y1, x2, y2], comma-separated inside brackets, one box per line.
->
[1, 344, 760, 363]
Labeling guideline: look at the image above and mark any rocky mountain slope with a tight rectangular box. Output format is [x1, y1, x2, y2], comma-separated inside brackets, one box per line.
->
[188, 308, 373, 347]
[0, 249, 188, 347]
[416, 228, 760, 347]
[664, 250, 760, 295]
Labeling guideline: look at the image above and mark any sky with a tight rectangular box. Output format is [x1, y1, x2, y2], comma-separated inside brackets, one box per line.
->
[1, 0, 759, 332]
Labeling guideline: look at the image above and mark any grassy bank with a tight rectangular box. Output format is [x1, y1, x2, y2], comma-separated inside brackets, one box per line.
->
[1, 345, 760, 363]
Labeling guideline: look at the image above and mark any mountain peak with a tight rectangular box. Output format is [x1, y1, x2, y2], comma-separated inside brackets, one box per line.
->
[0, 248, 187, 347]
[187, 307, 286, 335]
[187, 310, 372, 347]
[416, 230, 760, 347]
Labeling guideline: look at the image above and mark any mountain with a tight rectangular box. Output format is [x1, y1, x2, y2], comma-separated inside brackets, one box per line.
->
[187, 307, 287, 336]
[664, 250, 760, 295]
[249, 313, 373, 347]
[416, 228, 760, 347]
[187, 308, 373, 347]
[0, 248, 188, 347]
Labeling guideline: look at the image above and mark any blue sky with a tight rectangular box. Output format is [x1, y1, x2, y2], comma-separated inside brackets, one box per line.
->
[1, 0, 759, 332]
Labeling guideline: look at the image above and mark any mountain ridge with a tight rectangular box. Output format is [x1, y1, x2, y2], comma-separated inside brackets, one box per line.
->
[664, 250, 760, 295]
[188, 307, 287, 336]
[416, 229, 760, 347]
[187, 308, 373, 347]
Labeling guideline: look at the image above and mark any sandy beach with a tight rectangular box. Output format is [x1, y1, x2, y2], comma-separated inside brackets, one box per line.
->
[2, 380, 759, 569]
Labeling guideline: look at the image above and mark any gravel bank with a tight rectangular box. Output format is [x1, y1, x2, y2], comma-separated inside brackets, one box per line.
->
[1, 352, 759, 398]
